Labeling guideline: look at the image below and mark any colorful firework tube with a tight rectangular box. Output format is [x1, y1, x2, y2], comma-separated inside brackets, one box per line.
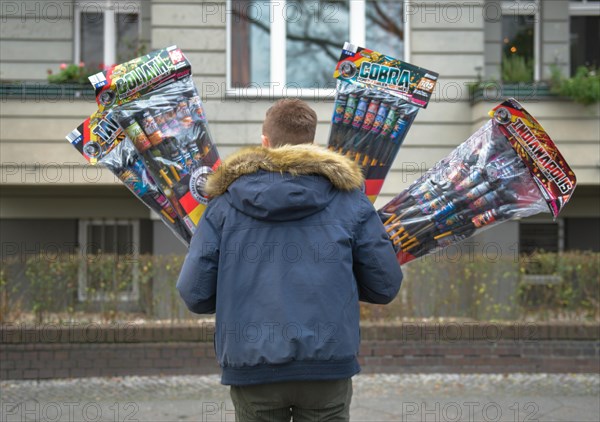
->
[128, 155, 179, 222]
[176, 96, 194, 129]
[65, 113, 192, 244]
[149, 107, 189, 179]
[367, 105, 399, 167]
[141, 109, 165, 148]
[120, 115, 190, 222]
[188, 93, 207, 122]
[173, 96, 198, 167]
[330, 93, 359, 151]
[110, 75, 222, 241]
[118, 161, 177, 225]
[359, 102, 390, 167]
[352, 99, 382, 163]
[433, 205, 515, 248]
[123, 117, 174, 189]
[377, 108, 410, 167]
[328, 42, 439, 202]
[378, 98, 576, 265]
[140, 108, 184, 182]
[187, 92, 219, 168]
[328, 94, 348, 151]
[122, 113, 201, 235]
[341, 96, 369, 155]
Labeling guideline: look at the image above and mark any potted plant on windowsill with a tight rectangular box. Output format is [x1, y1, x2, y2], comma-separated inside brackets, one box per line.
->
[48, 62, 94, 85]
[0, 62, 95, 100]
[550, 66, 600, 106]
[44, 62, 97, 98]
[469, 55, 554, 103]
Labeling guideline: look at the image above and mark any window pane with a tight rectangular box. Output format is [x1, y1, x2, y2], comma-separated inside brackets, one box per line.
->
[565, 218, 600, 251]
[501, 15, 534, 82]
[117, 224, 134, 255]
[83, 221, 136, 295]
[116, 13, 140, 64]
[520, 223, 559, 254]
[230, 0, 271, 87]
[365, 0, 404, 59]
[88, 224, 103, 254]
[86, 222, 134, 255]
[286, 1, 349, 89]
[570, 16, 600, 75]
[81, 11, 104, 71]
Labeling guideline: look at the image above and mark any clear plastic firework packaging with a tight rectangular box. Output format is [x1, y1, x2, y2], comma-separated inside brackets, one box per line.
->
[66, 46, 220, 245]
[110, 77, 220, 239]
[328, 43, 439, 202]
[378, 99, 577, 265]
[66, 110, 191, 243]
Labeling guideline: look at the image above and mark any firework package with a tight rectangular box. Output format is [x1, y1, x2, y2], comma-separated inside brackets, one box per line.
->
[66, 110, 190, 243]
[66, 46, 220, 245]
[328, 43, 439, 202]
[378, 99, 577, 265]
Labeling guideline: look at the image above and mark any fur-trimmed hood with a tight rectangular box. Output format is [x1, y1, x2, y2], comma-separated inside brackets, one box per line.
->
[205, 144, 365, 222]
[205, 144, 364, 197]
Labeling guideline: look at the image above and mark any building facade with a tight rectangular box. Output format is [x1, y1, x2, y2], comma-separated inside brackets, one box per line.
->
[1, 0, 599, 267]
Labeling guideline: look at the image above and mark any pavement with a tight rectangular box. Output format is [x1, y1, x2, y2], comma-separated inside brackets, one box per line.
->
[1, 373, 599, 422]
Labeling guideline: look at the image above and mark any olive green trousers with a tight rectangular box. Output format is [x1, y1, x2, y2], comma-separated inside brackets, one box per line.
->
[230, 378, 352, 422]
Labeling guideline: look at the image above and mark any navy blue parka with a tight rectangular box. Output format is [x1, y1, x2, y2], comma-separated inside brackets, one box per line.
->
[177, 144, 403, 385]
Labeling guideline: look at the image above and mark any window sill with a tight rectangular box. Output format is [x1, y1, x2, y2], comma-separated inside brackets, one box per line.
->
[470, 82, 559, 105]
[224, 86, 337, 101]
[0, 82, 97, 101]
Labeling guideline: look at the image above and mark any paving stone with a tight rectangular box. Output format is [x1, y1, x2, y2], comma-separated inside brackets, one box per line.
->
[1, 373, 598, 421]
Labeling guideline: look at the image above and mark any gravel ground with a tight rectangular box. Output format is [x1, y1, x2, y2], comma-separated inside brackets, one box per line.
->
[1, 373, 599, 421]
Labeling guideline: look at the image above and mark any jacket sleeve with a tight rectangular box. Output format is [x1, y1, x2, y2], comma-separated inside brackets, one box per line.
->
[176, 207, 220, 314]
[352, 196, 403, 304]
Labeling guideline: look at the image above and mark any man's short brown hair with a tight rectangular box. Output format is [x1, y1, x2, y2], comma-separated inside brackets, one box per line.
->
[262, 99, 317, 147]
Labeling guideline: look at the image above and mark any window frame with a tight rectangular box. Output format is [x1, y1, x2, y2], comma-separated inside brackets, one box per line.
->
[569, 0, 600, 16]
[519, 218, 565, 255]
[77, 219, 140, 303]
[568, 0, 600, 75]
[225, 0, 409, 98]
[73, 0, 141, 70]
[499, 0, 541, 81]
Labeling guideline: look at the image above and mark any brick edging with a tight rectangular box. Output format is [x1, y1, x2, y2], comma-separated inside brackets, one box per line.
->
[1, 322, 598, 344]
[1, 339, 598, 380]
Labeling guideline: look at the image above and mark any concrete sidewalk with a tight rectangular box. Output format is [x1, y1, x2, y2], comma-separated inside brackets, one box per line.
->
[1, 373, 598, 421]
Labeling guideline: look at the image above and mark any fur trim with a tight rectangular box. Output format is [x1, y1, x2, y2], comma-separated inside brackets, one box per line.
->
[206, 144, 364, 197]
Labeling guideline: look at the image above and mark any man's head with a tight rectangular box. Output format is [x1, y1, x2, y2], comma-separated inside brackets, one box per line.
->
[262, 99, 317, 148]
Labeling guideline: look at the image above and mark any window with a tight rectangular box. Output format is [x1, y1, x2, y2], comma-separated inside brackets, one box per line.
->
[569, 0, 600, 75]
[78, 219, 140, 302]
[499, 1, 540, 82]
[227, 0, 406, 95]
[519, 220, 563, 255]
[565, 218, 600, 251]
[74, 0, 141, 72]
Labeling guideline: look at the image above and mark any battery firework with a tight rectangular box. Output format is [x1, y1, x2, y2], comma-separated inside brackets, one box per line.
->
[65, 46, 221, 246]
[328, 43, 438, 202]
[111, 76, 222, 238]
[66, 110, 192, 244]
[378, 99, 577, 265]
[121, 115, 188, 208]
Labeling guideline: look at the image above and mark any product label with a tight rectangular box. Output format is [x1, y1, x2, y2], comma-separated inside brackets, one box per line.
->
[489, 99, 577, 217]
[90, 45, 192, 111]
[333, 42, 439, 108]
